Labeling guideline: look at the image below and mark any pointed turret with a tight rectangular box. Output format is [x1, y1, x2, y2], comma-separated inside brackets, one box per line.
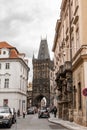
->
[38, 39, 50, 60]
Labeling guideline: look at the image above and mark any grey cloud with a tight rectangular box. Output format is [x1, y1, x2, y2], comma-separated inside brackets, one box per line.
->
[0, 0, 61, 66]
[0, 11, 36, 39]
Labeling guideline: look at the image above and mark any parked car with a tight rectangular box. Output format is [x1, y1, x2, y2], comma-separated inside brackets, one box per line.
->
[27, 107, 35, 114]
[11, 108, 16, 124]
[0, 106, 12, 128]
[38, 108, 50, 118]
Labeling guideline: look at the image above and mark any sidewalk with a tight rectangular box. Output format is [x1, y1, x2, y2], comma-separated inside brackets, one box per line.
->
[48, 114, 87, 130]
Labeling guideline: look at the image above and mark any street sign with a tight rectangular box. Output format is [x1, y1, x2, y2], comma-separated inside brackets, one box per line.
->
[82, 88, 87, 96]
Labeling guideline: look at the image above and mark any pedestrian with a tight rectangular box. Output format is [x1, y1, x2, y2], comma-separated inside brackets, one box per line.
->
[53, 106, 57, 118]
[23, 111, 25, 118]
[17, 109, 20, 117]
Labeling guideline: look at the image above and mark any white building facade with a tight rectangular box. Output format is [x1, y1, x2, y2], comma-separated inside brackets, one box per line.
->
[0, 42, 29, 114]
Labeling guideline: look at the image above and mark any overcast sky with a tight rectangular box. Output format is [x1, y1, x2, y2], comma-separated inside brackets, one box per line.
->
[0, 0, 62, 81]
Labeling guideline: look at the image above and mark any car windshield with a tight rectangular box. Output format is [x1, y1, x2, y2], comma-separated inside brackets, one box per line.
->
[29, 107, 34, 110]
[0, 108, 9, 113]
[40, 109, 46, 111]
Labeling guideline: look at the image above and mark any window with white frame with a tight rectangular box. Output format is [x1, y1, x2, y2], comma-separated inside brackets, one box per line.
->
[5, 63, 10, 69]
[4, 79, 9, 88]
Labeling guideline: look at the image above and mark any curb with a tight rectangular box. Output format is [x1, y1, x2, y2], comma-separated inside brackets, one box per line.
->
[48, 118, 74, 130]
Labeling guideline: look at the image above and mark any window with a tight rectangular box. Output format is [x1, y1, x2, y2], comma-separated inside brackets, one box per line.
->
[73, 86, 76, 109]
[3, 99, 8, 106]
[0, 63, 1, 69]
[4, 79, 9, 88]
[3, 51, 6, 54]
[78, 82, 82, 110]
[6, 63, 10, 69]
[76, 29, 79, 49]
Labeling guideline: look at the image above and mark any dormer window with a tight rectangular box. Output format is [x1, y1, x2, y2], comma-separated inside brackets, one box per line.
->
[0, 48, 9, 58]
[3, 51, 6, 55]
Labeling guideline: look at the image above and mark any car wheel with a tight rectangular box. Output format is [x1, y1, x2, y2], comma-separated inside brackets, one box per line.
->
[7, 122, 12, 128]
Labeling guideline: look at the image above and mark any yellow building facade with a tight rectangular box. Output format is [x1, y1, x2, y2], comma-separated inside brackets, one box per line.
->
[53, 0, 87, 126]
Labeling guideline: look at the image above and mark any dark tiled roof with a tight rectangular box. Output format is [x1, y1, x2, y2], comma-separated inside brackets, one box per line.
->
[38, 39, 50, 60]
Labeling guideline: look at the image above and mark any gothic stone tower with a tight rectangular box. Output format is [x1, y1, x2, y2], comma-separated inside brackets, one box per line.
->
[32, 39, 51, 107]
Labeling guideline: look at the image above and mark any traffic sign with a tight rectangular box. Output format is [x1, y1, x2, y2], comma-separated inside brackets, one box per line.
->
[82, 88, 87, 96]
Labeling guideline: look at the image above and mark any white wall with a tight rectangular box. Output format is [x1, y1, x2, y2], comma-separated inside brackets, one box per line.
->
[0, 59, 28, 114]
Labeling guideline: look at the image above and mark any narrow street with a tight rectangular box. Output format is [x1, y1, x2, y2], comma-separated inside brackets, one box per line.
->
[0, 114, 69, 130]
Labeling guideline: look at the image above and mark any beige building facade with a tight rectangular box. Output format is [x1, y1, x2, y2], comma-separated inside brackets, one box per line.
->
[53, 0, 87, 127]
[27, 82, 32, 108]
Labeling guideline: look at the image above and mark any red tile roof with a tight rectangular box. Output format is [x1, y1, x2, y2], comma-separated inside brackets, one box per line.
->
[10, 49, 19, 58]
[0, 41, 19, 58]
[0, 41, 14, 49]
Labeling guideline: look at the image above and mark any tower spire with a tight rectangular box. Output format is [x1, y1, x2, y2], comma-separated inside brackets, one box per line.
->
[38, 38, 50, 60]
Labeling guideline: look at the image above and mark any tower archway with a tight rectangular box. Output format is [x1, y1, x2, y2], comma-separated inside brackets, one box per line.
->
[33, 94, 49, 108]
